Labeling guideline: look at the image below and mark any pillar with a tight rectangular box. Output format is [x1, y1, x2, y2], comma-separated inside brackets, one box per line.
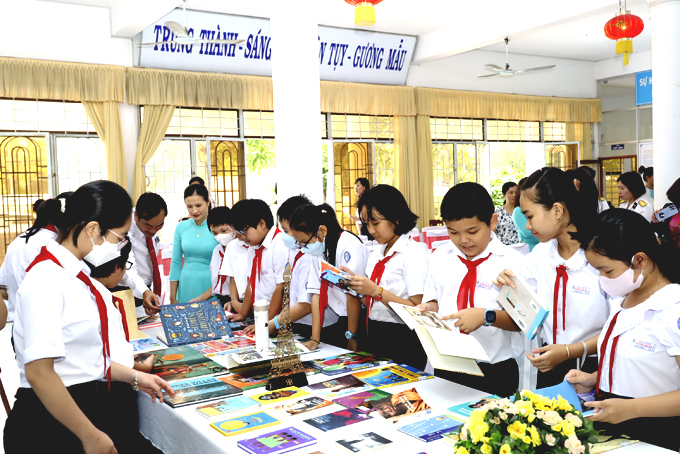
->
[269, 4, 324, 206]
[648, 0, 680, 208]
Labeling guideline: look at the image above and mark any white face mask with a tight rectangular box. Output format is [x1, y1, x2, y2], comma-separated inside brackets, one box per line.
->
[83, 236, 121, 267]
[215, 233, 234, 247]
[598, 256, 644, 298]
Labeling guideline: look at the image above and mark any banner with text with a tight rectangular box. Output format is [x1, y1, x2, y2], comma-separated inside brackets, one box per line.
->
[138, 9, 416, 85]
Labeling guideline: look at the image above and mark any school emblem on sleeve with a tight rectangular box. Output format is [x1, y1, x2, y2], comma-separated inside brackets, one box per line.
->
[344, 251, 351, 263]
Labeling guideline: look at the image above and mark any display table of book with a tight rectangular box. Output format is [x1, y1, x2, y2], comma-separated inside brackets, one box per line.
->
[136, 326, 674, 454]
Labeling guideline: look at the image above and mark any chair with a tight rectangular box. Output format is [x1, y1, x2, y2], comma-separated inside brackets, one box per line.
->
[408, 227, 421, 242]
[429, 219, 444, 226]
[431, 240, 450, 250]
[0, 367, 11, 414]
[422, 227, 448, 249]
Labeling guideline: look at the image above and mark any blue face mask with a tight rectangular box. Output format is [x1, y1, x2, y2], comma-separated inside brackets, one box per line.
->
[280, 233, 297, 250]
[303, 239, 325, 256]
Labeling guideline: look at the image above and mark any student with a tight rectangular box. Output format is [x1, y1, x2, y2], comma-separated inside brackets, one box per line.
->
[617, 171, 653, 222]
[349, 178, 373, 239]
[419, 183, 523, 397]
[0, 192, 71, 323]
[220, 230, 250, 315]
[511, 178, 539, 252]
[189, 206, 234, 306]
[496, 167, 608, 388]
[229, 199, 288, 322]
[573, 167, 609, 214]
[638, 165, 654, 200]
[4, 180, 174, 453]
[345, 184, 429, 369]
[288, 204, 369, 350]
[566, 209, 680, 450]
[494, 182, 520, 245]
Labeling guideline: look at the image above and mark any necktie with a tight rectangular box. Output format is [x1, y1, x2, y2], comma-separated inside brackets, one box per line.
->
[112, 296, 130, 342]
[249, 228, 281, 303]
[456, 254, 492, 311]
[553, 265, 569, 344]
[146, 236, 162, 298]
[596, 311, 621, 397]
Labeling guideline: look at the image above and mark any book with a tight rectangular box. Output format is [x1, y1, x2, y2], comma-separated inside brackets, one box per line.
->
[303, 408, 372, 432]
[161, 376, 242, 408]
[271, 396, 334, 417]
[220, 363, 320, 391]
[591, 438, 639, 453]
[187, 336, 257, 357]
[442, 431, 460, 446]
[496, 272, 549, 340]
[138, 313, 162, 330]
[335, 432, 393, 453]
[230, 343, 311, 365]
[159, 299, 233, 347]
[397, 414, 463, 442]
[332, 389, 393, 414]
[195, 396, 261, 420]
[150, 345, 229, 382]
[129, 337, 165, 354]
[320, 260, 362, 298]
[237, 427, 317, 454]
[308, 375, 373, 398]
[352, 364, 433, 389]
[389, 303, 489, 376]
[447, 395, 502, 422]
[250, 387, 310, 405]
[210, 411, 280, 437]
[307, 352, 392, 376]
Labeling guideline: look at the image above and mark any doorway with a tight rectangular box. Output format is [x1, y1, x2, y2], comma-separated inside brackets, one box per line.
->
[333, 141, 374, 233]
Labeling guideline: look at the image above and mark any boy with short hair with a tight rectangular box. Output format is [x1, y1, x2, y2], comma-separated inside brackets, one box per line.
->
[420, 182, 524, 397]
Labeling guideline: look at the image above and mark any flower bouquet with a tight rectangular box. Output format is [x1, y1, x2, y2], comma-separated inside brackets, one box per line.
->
[452, 390, 599, 454]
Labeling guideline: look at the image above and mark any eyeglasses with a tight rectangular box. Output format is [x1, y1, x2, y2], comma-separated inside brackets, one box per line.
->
[296, 233, 316, 249]
[234, 226, 251, 236]
[126, 261, 133, 270]
[107, 230, 129, 251]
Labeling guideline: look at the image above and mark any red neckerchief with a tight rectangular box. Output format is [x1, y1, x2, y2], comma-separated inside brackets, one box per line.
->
[457, 254, 492, 311]
[26, 246, 112, 389]
[44, 223, 57, 233]
[291, 251, 304, 271]
[596, 311, 621, 398]
[553, 265, 569, 343]
[112, 296, 130, 342]
[318, 232, 344, 328]
[249, 227, 281, 303]
[365, 251, 399, 334]
[146, 236, 162, 297]
[214, 249, 227, 293]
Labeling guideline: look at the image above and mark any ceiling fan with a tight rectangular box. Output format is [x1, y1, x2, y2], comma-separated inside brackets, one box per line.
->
[140, 0, 244, 47]
[478, 37, 556, 78]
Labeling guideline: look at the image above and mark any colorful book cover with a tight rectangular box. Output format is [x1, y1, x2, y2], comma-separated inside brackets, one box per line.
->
[210, 411, 280, 438]
[308, 374, 373, 398]
[397, 414, 463, 442]
[352, 364, 433, 389]
[187, 336, 256, 357]
[150, 345, 228, 382]
[447, 395, 501, 422]
[219, 363, 319, 391]
[442, 431, 460, 446]
[237, 427, 317, 454]
[336, 387, 431, 423]
[271, 396, 334, 417]
[129, 337, 165, 353]
[195, 396, 260, 420]
[230, 343, 310, 365]
[250, 387, 309, 405]
[138, 313, 162, 330]
[320, 261, 362, 297]
[332, 389, 392, 414]
[160, 299, 233, 347]
[303, 408, 372, 432]
[335, 432, 393, 453]
[161, 376, 242, 408]
[308, 352, 392, 376]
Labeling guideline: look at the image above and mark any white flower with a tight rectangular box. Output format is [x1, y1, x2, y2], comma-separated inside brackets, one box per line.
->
[545, 434, 557, 446]
[565, 435, 586, 454]
[542, 410, 563, 426]
[499, 412, 508, 420]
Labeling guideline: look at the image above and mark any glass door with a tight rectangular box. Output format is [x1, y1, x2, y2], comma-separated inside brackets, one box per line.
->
[602, 155, 637, 207]
[332, 141, 374, 233]
[544, 142, 580, 171]
[206, 139, 246, 208]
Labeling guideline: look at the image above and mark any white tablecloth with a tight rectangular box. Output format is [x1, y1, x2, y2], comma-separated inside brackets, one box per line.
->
[137, 328, 674, 454]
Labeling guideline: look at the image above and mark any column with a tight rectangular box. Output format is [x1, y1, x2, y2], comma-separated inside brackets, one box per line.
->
[648, 0, 680, 208]
[270, 4, 324, 205]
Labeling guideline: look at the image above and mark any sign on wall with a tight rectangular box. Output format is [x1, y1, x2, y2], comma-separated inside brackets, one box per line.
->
[636, 70, 652, 105]
[638, 141, 653, 167]
[138, 9, 416, 85]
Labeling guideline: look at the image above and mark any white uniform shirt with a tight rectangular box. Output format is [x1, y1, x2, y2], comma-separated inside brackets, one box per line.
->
[245, 228, 288, 304]
[91, 279, 135, 369]
[598, 284, 680, 398]
[14, 241, 111, 388]
[290, 252, 339, 327]
[210, 244, 229, 296]
[306, 231, 369, 317]
[367, 234, 429, 324]
[0, 227, 57, 322]
[598, 199, 610, 214]
[220, 239, 250, 300]
[619, 196, 653, 222]
[423, 234, 524, 364]
[122, 215, 154, 299]
[519, 239, 609, 346]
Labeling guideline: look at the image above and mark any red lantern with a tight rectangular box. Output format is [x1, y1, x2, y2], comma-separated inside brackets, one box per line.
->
[604, 12, 644, 65]
[344, 0, 384, 26]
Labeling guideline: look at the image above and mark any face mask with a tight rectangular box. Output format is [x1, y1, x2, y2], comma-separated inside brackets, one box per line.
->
[280, 233, 297, 250]
[215, 233, 233, 247]
[598, 257, 644, 297]
[84, 237, 121, 268]
[303, 240, 325, 256]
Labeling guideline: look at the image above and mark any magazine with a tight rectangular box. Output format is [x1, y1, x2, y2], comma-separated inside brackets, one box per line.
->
[320, 261, 362, 298]
[230, 342, 311, 365]
[352, 364, 433, 389]
[249, 387, 310, 405]
[496, 272, 549, 340]
[397, 414, 463, 442]
[447, 395, 502, 422]
[335, 432, 393, 453]
[195, 396, 261, 420]
[138, 313, 162, 330]
[237, 427, 317, 454]
[332, 389, 393, 414]
[159, 299, 233, 347]
[307, 352, 392, 376]
[219, 363, 320, 391]
[129, 337, 165, 353]
[187, 336, 256, 357]
[303, 408, 372, 432]
[161, 376, 242, 408]
[270, 396, 334, 417]
[307, 375, 373, 398]
[210, 411, 280, 437]
[150, 345, 228, 382]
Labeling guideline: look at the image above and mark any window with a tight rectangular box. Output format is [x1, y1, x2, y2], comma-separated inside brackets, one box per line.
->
[164, 107, 238, 137]
[0, 99, 95, 133]
[374, 143, 395, 186]
[243, 111, 275, 138]
[55, 137, 107, 192]
[487, 120, 540, 142]
[430, 117, 483, 141]
[432, 144, 455, 219]
[543, 122, 566, 142]
[330, 114, 392, 139]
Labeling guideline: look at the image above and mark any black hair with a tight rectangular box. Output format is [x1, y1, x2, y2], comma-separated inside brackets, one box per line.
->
[289, 203, 356, 266]
[586, 209, 680, 284]
[522, 167, 598, 244]
[355, 178, 371, 192]
[231, 199, 274, 231]
[514, 177, 527, 208]
[501, 181, 517, 196]
[33, 199, 44, 213]
[184, 184, 211, 209]
[667, 177, 680, 207]
[207, 206, 232, 228]
[277, 195, 312, 222]
[638, 166, 654, 181]
[617, 171, 646, 200]
[189, 176, 205, 186]
[573, 167, 600, 204]
[440, 182, 494, 225]
[57, 181, 132, 247]
[136, 192, 168, 221]
[578, 165, 597, 180]
[21, 192, 72, 243]
[357, 184, 418, 235]
[87, 237, 132, 280]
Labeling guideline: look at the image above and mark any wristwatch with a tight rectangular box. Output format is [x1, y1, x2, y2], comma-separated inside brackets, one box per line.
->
[345, 330, 357, 340]
[484, 309, 496, 326]
[374, 287, 384, 302]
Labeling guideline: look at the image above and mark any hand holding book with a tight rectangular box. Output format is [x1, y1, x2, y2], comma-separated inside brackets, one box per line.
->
[441, 308, 487, 334]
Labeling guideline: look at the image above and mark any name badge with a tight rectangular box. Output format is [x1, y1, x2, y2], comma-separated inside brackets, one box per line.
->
[260, 270, 269, 276]
[385, 277, 401, 286]
[631, 338, 656, 352]
[476, 281, 494, 291]
[571, 285, 590, 295]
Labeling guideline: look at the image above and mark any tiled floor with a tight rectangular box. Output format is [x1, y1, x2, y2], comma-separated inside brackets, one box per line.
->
[0, 322, 19, 454]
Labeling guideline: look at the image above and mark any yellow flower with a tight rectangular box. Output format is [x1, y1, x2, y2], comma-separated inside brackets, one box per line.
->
[562, 420, 576, 437]
[481, 443, 493, 454]
[557, 396, 573, 411]
[516, 400, 535, 415]
[455, 447, 470, 454]
[552, 422, 563, 433]
[470, 422, 490, 444]
[528, 414, 536, 423]
[500, 444, 512, 454]
[528, 425, 542, 447]
[507, 420, 527, 439]
[522, 435, 532, 444]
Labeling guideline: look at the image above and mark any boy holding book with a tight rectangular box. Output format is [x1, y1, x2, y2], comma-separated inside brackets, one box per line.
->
[419, 183, 523, 397]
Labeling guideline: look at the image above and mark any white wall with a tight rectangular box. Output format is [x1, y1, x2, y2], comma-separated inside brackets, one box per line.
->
[594, 50, 651, 82]
[407, 49, 597, 98]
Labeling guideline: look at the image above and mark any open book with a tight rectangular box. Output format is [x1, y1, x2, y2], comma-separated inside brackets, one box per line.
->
[389, 303, 489, 376]
[495, 273, 549, 340]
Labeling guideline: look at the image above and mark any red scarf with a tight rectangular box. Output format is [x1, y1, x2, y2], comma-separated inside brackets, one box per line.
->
[249, 227, 281, 303]
[44, 223, 57, 233]
[456, 254, 492, 311]
[213, 249, 227, 294]
[318, 232, 345, 328]
[291, 251, 304, 271]
[364, 252, 398, 334]
[112, 296, 130, 342]
[553, 265, 569, 343]
[146, 236, 162, 297]
[596, 311, 621, 397]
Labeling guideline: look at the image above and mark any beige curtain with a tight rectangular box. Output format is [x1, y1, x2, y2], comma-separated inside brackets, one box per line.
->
[415, 115, 436, 227]
[321, 81, 416, 116]
[132, 105, 176, 201]
[82, 101, 127, 188]
[566, 122, 593, 161]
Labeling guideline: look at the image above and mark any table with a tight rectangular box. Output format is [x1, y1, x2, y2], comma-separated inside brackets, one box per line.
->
[137, 328, 675, 454]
